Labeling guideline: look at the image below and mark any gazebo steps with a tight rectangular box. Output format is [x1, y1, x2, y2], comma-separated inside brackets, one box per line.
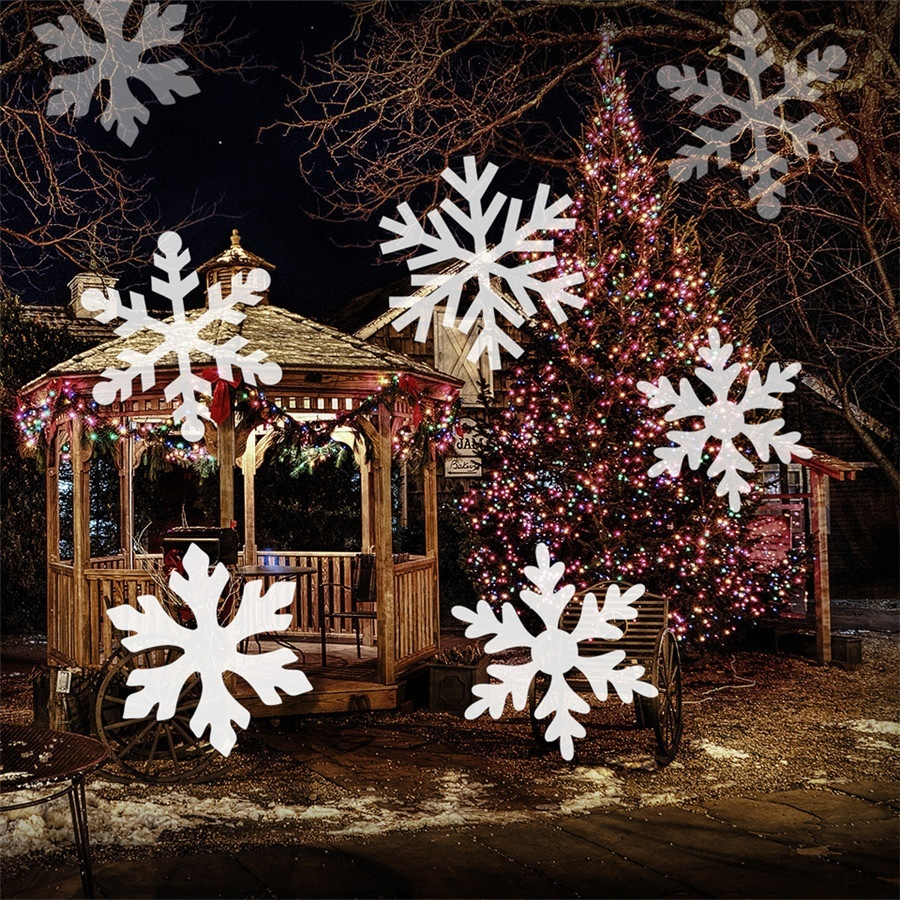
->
[238, 669, 398, 717]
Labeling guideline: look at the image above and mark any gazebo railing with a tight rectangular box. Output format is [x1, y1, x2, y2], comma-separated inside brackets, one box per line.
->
[47, 550, 439, 675]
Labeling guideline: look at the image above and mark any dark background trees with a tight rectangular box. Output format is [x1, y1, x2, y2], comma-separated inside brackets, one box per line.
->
[279, 0, 898, 486]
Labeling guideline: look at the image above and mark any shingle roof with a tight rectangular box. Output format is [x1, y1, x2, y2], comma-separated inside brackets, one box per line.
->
[21, 304, 460, 394]
[197, 229, 275, 274]
[325, 261, 524, 339]
[21, 305, 120, 345]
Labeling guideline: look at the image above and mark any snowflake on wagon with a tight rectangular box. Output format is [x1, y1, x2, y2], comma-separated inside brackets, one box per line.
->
[380, 156, 584, 370]
[35, 0, 199, 146]
[657, 8, 857, 218]
[452, 543, 657, 760]
[106, 543, 312, 756]
[82, 230, 282, 441]
[638, 327, 811, 512]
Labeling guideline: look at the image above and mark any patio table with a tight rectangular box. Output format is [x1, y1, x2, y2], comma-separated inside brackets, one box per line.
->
[234, 565, 319, 660]
[0, 723, 109, 898]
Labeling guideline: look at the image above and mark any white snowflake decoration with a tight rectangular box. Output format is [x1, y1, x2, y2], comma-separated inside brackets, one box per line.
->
[452, 544, 657, 761]
[638, 327, 811, 512]
[657, 8, 858, 219]
[82, 230, 282, 442]
[35, 0, 199, 146]
[380, 156, 585, 370]
[106, 543, 312, 756]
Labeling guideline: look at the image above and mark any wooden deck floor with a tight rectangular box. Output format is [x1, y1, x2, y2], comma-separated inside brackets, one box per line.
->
[234, 638, 398, 717]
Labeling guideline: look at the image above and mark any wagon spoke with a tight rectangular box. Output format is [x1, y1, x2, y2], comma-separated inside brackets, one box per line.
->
[117, 718, 158, 757]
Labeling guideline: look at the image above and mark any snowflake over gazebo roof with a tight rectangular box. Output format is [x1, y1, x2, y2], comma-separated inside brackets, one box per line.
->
[22, 304, 458, 394]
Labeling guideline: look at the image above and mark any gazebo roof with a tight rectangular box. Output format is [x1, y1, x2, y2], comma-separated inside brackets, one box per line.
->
[21, 304, 461, 396]
[197, 229, 276, 274]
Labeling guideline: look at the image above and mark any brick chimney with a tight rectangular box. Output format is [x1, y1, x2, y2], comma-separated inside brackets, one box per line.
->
[68, 271, 118, 318]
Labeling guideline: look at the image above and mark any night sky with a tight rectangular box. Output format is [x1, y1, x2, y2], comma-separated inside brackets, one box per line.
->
[31, 1, 405, 318]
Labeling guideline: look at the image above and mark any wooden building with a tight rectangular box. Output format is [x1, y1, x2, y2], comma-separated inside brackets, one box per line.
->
[19, 232, 462, 718]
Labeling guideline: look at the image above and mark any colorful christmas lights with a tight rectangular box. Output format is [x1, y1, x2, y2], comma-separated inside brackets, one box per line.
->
[460, 56, 803, 644]
[15, 374, 461, 474]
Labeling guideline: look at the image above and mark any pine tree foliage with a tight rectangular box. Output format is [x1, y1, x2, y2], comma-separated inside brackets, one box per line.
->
[461, 59, 792, 643]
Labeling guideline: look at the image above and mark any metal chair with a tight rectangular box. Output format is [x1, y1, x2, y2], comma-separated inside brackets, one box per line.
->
[321, 553, 377, 657]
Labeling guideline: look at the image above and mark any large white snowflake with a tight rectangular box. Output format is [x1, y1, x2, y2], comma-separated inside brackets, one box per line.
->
[638, 327, 811, 512]
[380, 156, 585, 370]
[452, 544, 657, 761]
[106, 543, 312, 756]
[657, 8, 858, 219]
[35, 0, 199, 146]
[82, 230, 282, 442]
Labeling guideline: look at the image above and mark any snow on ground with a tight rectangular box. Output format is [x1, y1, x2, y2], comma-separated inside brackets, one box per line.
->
[558, 766, 625, 814]
[331, 770, 529, 836]
[0, 784, 314, 859]
[695, 740, 751, 761]
[843, 719, 900, 735]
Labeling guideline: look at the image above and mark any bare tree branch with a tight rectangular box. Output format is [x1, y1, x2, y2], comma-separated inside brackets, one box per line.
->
[0, 0, 251, 291]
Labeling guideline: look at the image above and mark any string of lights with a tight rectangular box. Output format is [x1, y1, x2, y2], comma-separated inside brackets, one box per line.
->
[15, 374, 461, 471]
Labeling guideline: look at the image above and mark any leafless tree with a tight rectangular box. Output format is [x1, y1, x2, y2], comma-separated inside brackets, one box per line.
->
[0, 0, 244, 290]
[273, 0, 898, 484]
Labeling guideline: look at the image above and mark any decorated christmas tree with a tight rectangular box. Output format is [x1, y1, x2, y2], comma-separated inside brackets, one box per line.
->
[461, 57, 801, 644]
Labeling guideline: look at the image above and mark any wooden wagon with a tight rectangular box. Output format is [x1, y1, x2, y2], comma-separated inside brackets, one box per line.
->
[529, 582, 684, 765]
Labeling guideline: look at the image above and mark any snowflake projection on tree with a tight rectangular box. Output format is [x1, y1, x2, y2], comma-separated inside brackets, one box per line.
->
[638, 327, 811, 512]
[452, 543, 657, 760]
[380, 156, 585, 370]
[657, 8, 858, 219]
[106, 544, 312, 756]
[34, 0, 199, 146]
[82, 230, 281, 442]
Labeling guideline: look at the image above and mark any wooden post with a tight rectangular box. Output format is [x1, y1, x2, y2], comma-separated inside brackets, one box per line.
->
[116, 423, 135, 568]
[373, 407, 396, 684]
[423, 441, 441, 653]
[809, 469, 832, 664]
[241, 428, 257, 567]
[359, 459, 374, 551]
[45, 436, 61, 666]
[70, 420, 92, 666]
[400, 460, 409, 530]
[218, 410, 236, 528]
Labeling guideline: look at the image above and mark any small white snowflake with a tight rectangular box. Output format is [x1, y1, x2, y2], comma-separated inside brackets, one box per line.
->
[380, 156, 585, 370]
[34, 0, 199, 146]
[82, 230, 282, 442]
[452, 544, 657, 761]
[638, 327, 811, 512]
[657, 8, 858, 219]
[106, 543, 312, 756]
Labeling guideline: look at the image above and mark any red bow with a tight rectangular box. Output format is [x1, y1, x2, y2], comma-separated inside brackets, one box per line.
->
[201, 368, 240, 425]
[397, 374, 420, 398]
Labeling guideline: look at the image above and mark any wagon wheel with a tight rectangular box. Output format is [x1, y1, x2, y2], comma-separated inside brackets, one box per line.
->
[647, 630, 683, 766]
[528, 672, 553, 748]
[94, 646, 224, 784]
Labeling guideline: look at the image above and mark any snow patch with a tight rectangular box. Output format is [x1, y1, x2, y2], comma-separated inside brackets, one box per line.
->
[0, 784, 311, 858]
[558, 766, 625, 814]
[844, 719, 900, 736]
[328, 771, 528, 836]
[696, 740, 750, 761]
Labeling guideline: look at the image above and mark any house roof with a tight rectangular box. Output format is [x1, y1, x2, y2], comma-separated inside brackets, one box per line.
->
[327, 260, 525, 339]
[791, 447, 873, 481]
[20, 304, 462, 397]
[20, 304, 120, 345]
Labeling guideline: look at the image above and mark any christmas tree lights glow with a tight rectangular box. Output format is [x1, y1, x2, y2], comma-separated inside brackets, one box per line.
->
[461, 56, 803, 644]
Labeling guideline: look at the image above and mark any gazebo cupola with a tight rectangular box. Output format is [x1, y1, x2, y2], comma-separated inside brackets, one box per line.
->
[197, 229, 275, 304]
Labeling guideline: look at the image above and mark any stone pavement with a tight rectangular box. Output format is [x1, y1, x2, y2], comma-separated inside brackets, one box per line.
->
[6, 780, 897, 899]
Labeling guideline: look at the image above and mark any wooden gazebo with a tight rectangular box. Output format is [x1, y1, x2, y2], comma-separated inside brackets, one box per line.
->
[20, 233, 462, 717]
